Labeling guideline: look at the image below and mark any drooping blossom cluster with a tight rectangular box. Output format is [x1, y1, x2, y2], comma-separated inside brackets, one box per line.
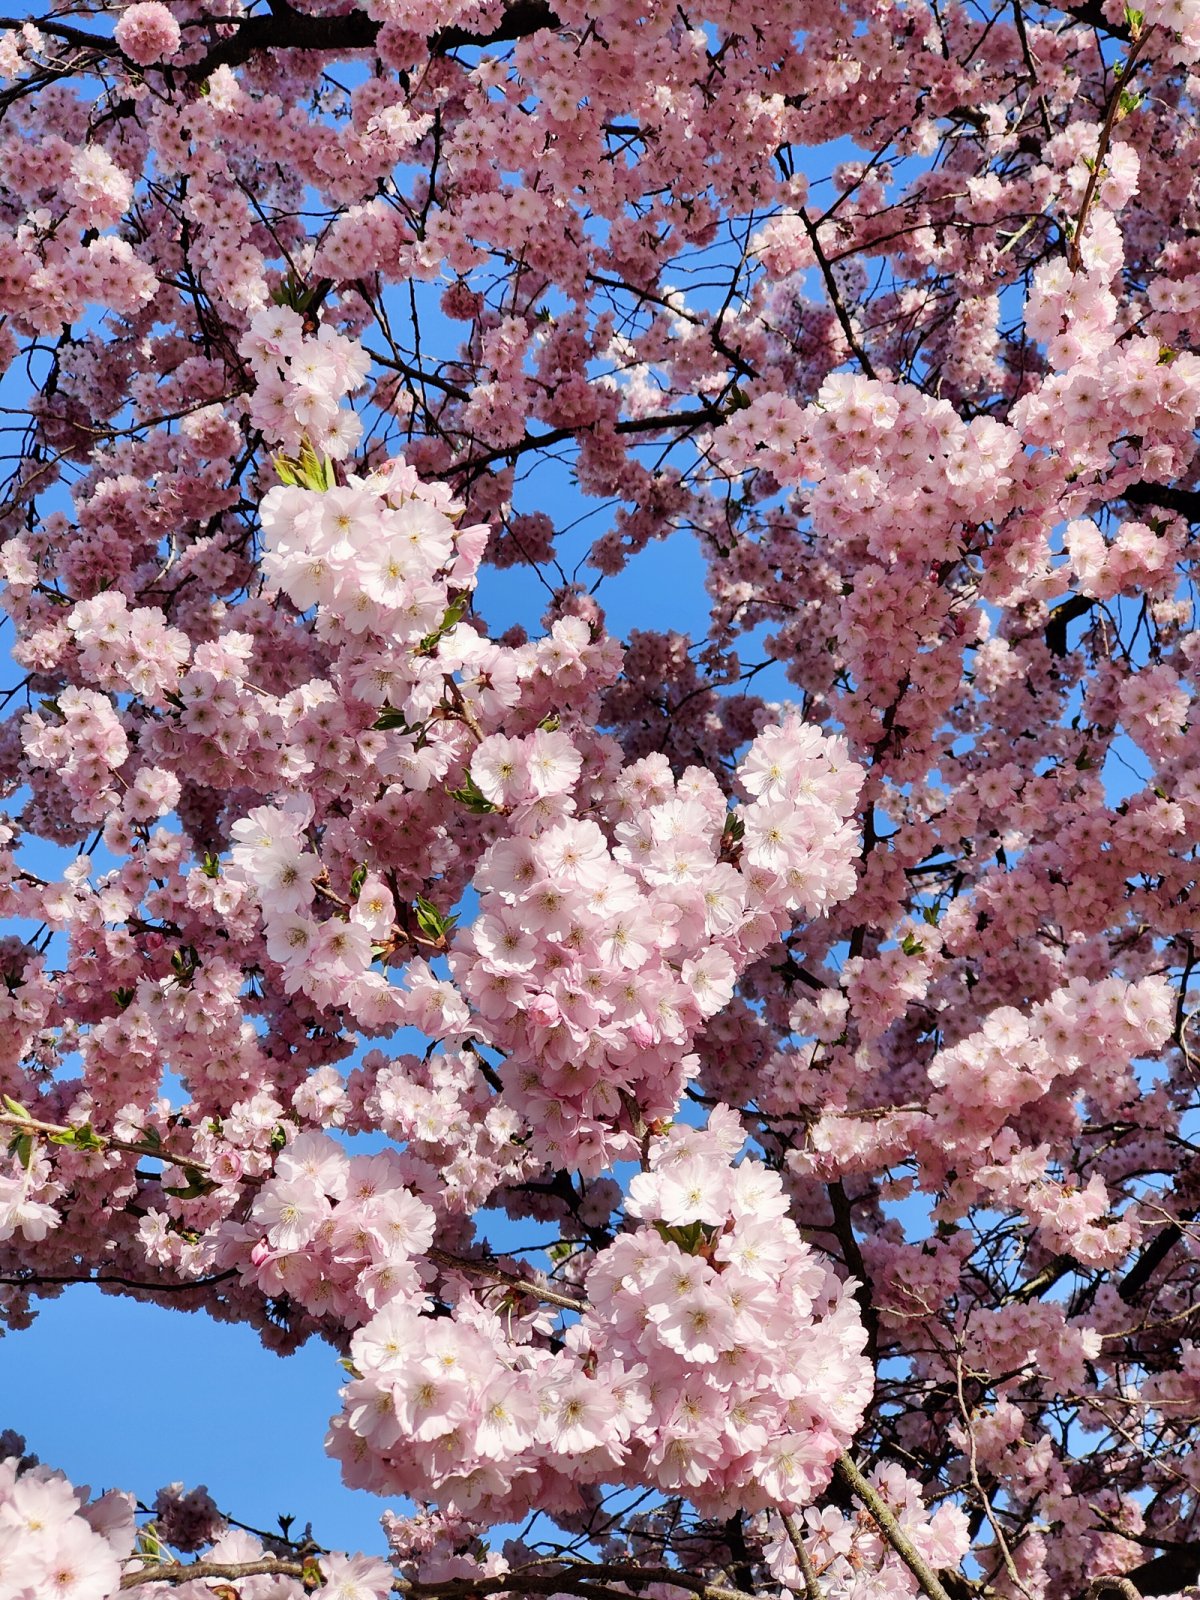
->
[331, 1111, 870, 1520]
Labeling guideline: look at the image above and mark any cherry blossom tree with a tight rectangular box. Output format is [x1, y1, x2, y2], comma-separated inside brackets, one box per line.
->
[2, 0, 1200, 1595]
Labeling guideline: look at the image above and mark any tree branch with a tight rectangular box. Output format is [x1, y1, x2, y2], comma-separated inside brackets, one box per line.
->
[834, 1454, 954, 1600]
[190, 0, 559, 79]
[1045, 594, 1094, 657]
[797, 209, 877, 380]
[1123, 481, 1200, 523]
[1117, 1208, 1198, 1303]
[121, 1558, 760, 1600]
[122, 1559, 305, 1589]
[780, 1509, 825, 1600]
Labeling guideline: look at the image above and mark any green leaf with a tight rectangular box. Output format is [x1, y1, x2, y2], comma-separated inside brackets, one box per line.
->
[349, 862, 368, 899]
[719, 813, 745, 861]
[113, 986, 135, 1010]
[416, 595, 469, 655]
[414, 894, 457, 943]
[202, 852, 221, 879]
[2, 1095, 30, 1120]
[171, 946, 199, 982]
[901, 933, 926, 957]
[137, 1526, 165, 1562]
[163, 1168, 218, 1200]
[9, 1133, 33, 1169]
[270, 1125, 288, 1153]
[373, 705, 413, 732]
[653, 1219, 710, 1254]
[298, 439, 336, 492]
[448, 773, 497, 814]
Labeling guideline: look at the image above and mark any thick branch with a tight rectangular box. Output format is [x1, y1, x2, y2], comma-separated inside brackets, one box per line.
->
[826, 1180, 880, 1363]
[122, 1559, 305, 1589]
[1123, 481, 1200, 523]
[1119, 1544, 1200, 1596]
[1045, 594, 1094, 657]
[1118, 1208, 1197, 1303]
[191, 0, 559, 78]
[122, 1558, 758, 1600]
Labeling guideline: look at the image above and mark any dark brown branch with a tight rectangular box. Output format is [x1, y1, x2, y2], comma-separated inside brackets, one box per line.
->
[1119, 1544, 1200, 1596]
[798, 208, 877, 380]
[121, 1557, 759, 1600]
[1123, 481, 1200, 523]
[1045, 593, 1094, 657]
[1117, 1207, 1197, 1303]
[190, 0, 558, 79]
[0, 1269, 238, 1294]
[827, 1180, 880, 1363]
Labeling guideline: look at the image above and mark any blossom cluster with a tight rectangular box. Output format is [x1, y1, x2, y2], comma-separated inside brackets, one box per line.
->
[241, 306, 371, 461]
[0, 1451, 129, 1600]
[456, 722, 862, 1166]
[331, 1112, 871, 1519]
[215, 1129, 436, 1327]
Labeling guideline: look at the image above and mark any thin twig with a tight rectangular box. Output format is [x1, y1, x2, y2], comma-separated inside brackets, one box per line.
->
[797, 209, 877, 379]
[1068, 24, 1156, 272]
[780, 1509, 825, 1600]
[954, 1353, 1033, 1597]
[428, 1247, 586, 1313]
